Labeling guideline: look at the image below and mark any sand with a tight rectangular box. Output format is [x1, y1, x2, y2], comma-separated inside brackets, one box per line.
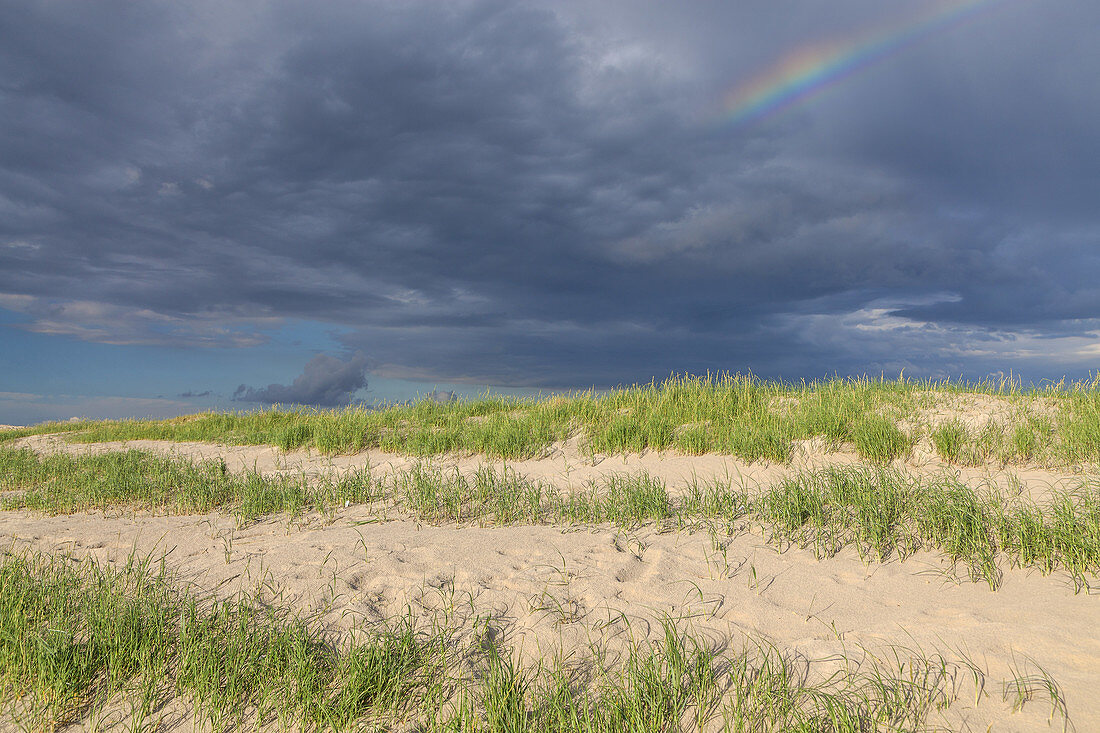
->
[3, 431, 1099, 730]
[11, 430, 1093, 505]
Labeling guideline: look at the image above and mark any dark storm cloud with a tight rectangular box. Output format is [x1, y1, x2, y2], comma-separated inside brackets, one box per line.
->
[179, 390, 213, 399]
[1, 0, 1098, 385]
[233, 352, 368, 407]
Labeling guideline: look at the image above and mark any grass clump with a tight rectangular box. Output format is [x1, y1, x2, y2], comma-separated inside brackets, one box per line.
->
[0, 550, 441, 732]
[749, 469, 1100, 591]
[395, 465, 672, 528]
[929, 416, 1056, 466]
[851, 414, 912, 464]
[449, 621, 726, 732]
[932, 421, 968, 464]
[1058, 390, 1100, 463]
[0, 447, 382, 522]
[1011, 421, 1043, 461]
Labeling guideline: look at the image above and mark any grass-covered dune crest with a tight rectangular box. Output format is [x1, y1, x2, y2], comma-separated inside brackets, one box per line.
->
[7, 372, 1100, 465]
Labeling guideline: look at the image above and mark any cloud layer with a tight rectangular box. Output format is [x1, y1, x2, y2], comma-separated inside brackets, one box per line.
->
[2, 0, 1098, 386]
[233, 353, 368, 407]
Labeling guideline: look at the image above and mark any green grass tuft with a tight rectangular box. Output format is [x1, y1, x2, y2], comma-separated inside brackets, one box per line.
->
[0, 550, 442, 731]
[851, 414, 912, 464]
[932, 421, 968, 463]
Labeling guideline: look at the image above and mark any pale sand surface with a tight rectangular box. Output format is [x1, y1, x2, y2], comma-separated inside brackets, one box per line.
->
[4, 429, 1100, 730]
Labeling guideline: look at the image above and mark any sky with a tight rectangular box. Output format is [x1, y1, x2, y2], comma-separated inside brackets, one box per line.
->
[2, 0, 1098, 424]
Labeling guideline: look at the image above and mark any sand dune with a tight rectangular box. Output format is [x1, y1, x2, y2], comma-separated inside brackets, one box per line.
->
[3, 432, 1098, 730]
[3, 504, 1095, 730]
[11, 431, 1092, 504]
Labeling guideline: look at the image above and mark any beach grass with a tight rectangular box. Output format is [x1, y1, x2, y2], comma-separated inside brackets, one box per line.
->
[4, 447, 1099, 591]
[1, 548, 1058, 732]
[0, 549, 445, 732]
[9, 373, 1100, 465]
[0, 446, 382, 522]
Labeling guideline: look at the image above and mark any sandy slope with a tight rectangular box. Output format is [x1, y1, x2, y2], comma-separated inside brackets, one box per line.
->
[11, 431, 1095, 504]
[3, 433, 1100, 730]
[2, 507, 1095, 731]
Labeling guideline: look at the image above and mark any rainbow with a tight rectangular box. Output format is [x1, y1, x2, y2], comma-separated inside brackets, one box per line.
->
[716, 0, 1012, 128]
